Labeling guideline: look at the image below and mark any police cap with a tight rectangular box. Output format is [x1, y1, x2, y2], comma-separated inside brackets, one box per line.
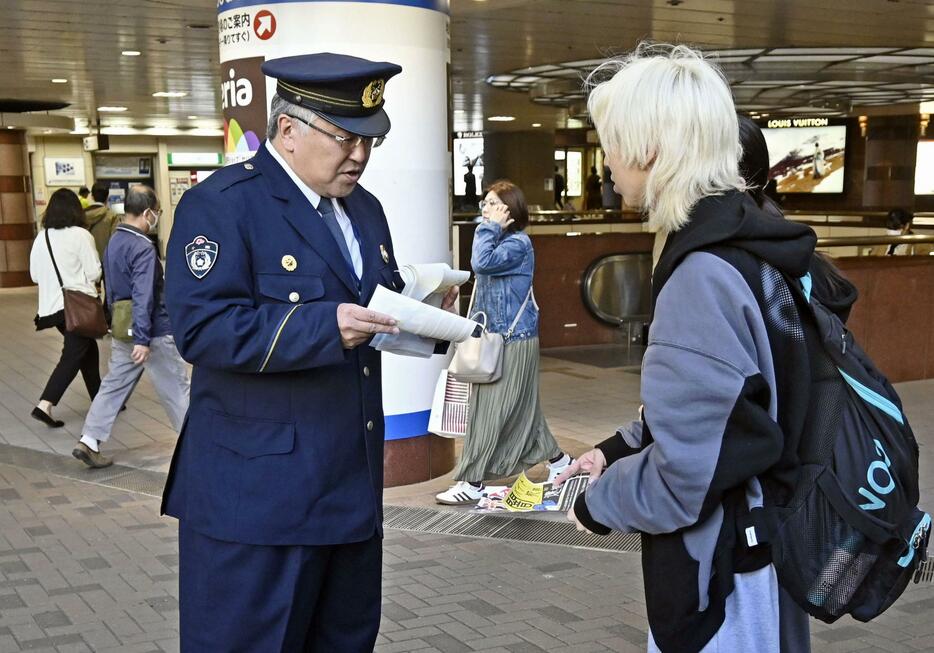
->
[261, 53, 402, 138]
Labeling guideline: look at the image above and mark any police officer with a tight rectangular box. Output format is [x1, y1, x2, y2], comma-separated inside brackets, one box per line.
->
[162, 53, 454, 651]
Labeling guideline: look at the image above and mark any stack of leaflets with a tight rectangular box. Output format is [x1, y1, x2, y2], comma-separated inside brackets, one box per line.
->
[475, 472, 589, 512]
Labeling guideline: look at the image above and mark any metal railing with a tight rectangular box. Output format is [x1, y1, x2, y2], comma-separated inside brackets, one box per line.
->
[453, 207, 934, 229]
[816, 234, 934, 248]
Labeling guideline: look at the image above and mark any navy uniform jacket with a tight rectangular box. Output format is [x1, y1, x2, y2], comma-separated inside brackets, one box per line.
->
[161, 143, 401, 546]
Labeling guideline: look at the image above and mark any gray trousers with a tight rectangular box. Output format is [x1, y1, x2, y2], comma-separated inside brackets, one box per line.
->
[82, 335, 190, 443]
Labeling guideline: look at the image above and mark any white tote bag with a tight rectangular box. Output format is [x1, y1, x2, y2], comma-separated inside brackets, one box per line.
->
[427, 369, 471, 438]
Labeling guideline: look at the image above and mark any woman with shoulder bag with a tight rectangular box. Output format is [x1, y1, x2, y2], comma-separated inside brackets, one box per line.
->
[436, 180, 572, 505]
[28, 188, 103, 427]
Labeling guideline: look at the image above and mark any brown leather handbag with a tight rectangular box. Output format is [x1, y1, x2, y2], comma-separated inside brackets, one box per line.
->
[45, 230, 109, 339]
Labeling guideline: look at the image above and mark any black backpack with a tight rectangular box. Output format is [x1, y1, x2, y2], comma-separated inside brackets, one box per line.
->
[748, 271, 930, 624]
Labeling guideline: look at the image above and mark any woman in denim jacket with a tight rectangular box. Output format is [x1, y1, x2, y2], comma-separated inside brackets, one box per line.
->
[436, 180, 572, 505]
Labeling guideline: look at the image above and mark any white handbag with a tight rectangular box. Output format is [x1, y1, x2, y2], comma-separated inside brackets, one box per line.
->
[448, 285, 533, 384]
[427, 369, 471, 438]
[447, 311, 504, 384]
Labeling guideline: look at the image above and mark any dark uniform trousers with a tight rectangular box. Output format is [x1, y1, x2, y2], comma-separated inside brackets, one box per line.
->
[163, 143, 405, 652]
[179, 525, 381, 652]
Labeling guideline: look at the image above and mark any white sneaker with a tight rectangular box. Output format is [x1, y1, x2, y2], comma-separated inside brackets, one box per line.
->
[546, 454, 574, 484]
[435, 481, 484, 506]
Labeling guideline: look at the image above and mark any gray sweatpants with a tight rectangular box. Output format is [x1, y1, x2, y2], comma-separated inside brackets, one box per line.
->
[82, 335, 190, 443]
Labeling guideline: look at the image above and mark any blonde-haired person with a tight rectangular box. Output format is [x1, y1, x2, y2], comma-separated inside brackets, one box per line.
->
[554, 43, 814, 652]
[435, 180, 572, 505]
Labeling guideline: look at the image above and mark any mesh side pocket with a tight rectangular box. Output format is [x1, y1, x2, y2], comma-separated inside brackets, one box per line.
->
[772, 465, 880, 623]
[849, 507, 928, 622]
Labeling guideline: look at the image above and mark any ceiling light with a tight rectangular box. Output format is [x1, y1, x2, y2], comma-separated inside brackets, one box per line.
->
[6, 126, 14, 130]
[121, 50, 141, 57]
[188, 128, 225, 137]
[153, 91, 188, 98]
[145, 127, 182, 136]
[97, 106, 128, 112]
[101, 126, 137, 135]
[488, 116, 515, 122]
[532, 123, 542, 127]
[51, 78, 68, 84]
[187, 115, 199, 120]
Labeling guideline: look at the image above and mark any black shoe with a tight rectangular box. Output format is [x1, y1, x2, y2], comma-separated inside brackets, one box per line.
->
[31, 407, 64, 428]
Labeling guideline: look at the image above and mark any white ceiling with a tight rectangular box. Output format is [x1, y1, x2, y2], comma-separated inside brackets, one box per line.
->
[0, 0, 931, 134]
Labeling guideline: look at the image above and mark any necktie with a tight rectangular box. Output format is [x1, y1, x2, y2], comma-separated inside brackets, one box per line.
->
[317, 198, 360, 282]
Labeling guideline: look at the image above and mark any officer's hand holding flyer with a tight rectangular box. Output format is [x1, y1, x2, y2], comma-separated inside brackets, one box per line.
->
[369, 263, 477, 357]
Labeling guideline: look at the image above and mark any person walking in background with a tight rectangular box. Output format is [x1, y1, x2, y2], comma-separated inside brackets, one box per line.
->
[463, 160, 478, 212]
[554, 44, 813, 652]
[585, 165, 602, 210]
[436, 179, 572, 505]
[83, 181, 119, 263]
[77, 186, 91, 209]
[554, 165, 565, 208]
[870, 208, 933, 257]
[28, 189, 102, 428]
[73, 185, 190, 469]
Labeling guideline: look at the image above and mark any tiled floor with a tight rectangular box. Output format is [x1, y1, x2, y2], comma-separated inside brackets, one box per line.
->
[2, 286, 934, 652]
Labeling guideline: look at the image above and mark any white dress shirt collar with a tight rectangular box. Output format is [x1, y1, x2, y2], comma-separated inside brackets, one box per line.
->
[265, 140, 328, 211]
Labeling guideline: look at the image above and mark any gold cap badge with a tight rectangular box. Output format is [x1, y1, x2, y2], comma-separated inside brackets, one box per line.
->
[362, 79, 385, 109]
[281, 255, 297, 272]
[379, 244, 389, 264]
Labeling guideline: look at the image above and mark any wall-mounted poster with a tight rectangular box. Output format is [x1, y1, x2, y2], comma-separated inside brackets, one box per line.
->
[44, 157, 86, 186]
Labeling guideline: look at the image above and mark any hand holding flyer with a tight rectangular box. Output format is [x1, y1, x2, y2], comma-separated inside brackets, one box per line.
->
[368, 263, 477, 357]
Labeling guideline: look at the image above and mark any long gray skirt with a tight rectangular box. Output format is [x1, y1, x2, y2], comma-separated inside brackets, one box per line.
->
[452, 336, 561, 482]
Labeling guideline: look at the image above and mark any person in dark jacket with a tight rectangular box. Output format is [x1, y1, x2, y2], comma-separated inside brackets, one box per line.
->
[555, 44, 815, 652]
[585, 165, 602, 210]
[73, 185, 190, 468]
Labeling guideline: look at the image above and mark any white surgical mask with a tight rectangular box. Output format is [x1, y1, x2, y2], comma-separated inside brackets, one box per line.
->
[145, 208, 160, 231]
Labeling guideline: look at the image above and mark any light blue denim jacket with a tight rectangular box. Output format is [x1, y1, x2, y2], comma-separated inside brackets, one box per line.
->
[470, 221, 538, 341]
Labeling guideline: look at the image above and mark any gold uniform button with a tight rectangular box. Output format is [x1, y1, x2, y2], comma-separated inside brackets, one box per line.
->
[366, 420, 374, 431]
[288, 291, 300, 303]
[363, 366, 370, 377]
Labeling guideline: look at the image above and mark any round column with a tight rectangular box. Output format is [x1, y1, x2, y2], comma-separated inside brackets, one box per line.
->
[216, 0, 454, 486]
[0, 130, 35, 287]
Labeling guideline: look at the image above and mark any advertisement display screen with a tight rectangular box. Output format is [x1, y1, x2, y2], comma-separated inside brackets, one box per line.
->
[761, 118, 847, 193]
[915, 141, 934, 195]
[453, 134, 483, 198]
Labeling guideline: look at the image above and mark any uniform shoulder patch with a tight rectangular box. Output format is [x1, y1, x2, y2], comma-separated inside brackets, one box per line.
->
[185, 235, 219, 279]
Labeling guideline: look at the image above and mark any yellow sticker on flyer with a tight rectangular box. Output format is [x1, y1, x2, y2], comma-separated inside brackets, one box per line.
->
[503, 472, 544, 512]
